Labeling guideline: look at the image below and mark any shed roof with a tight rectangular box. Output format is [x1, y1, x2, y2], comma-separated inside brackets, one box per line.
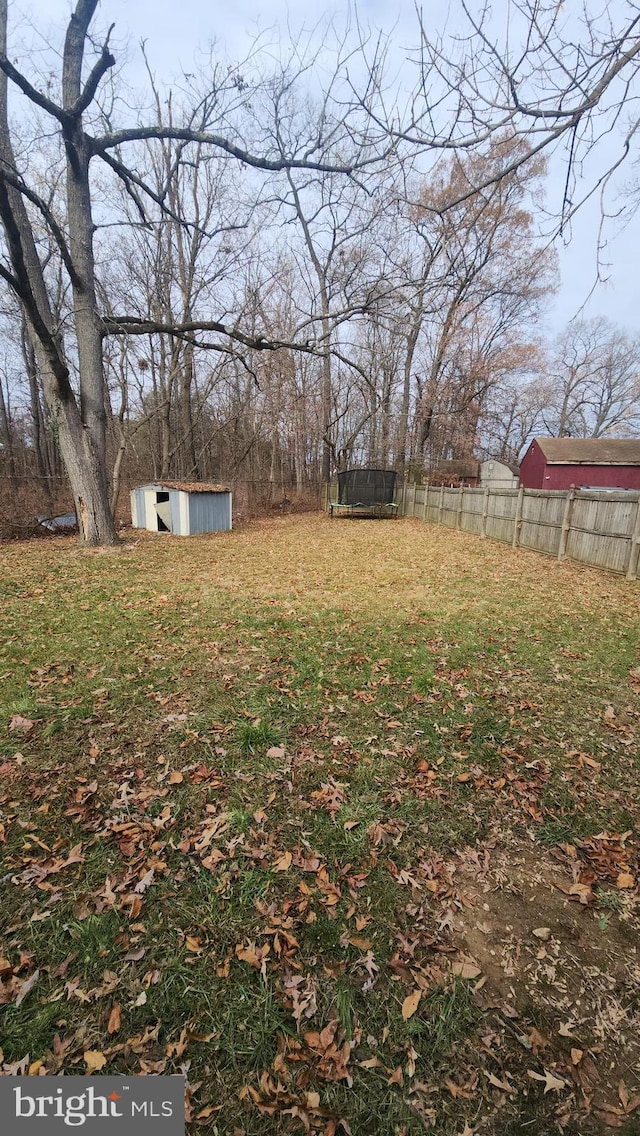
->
[534, 438, 640, 466]
[142, 481, 231, 493]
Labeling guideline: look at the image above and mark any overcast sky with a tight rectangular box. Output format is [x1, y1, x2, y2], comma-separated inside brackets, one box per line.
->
[15, 0, 640, 340]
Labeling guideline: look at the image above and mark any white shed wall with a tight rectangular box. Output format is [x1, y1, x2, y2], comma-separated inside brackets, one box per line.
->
[144, 489, 156, 530]
[480, 460, 518, 489]
[179, 492, 190, 536]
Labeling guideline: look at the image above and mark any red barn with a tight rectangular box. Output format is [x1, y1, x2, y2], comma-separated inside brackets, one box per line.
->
[519, 438, 640, 490]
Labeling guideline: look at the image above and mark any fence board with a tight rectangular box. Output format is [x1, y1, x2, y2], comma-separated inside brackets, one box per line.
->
[486, 489, 518, 544]
[461, 488, 484, 535]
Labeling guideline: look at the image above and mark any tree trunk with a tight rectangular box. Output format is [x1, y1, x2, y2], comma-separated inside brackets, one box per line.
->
[179, 343, 198, 476]
[320, 306, 332, 484]
[21, 318, 50, 487]
[0, 370, 17, 487]
[0, 0, 117, 545]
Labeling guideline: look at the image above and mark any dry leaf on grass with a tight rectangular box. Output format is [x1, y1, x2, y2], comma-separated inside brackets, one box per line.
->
[401, 989, 422, 1020]
[84, 1049, 107, 1073]
[107, 1003, 121, 1033]
[450, 960, 482, 979]
[527, 1068, 566, 1093]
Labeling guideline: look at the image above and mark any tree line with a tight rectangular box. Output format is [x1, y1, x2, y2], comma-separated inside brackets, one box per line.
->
[1, 0, 640, 542]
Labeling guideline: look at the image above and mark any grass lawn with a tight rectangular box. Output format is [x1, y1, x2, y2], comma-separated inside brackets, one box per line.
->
[1, 513, 639, 1135]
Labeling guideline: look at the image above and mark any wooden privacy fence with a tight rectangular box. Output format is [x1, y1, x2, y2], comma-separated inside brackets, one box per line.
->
[399, 483, 640, 579]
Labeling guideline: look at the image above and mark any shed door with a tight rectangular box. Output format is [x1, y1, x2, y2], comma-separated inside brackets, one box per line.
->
[155, 491, 172, 532]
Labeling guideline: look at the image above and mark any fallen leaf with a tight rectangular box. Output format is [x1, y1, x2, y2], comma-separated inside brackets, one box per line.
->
[168, 771, 184, 784]
[450, 960, 482, 980]
[123, 948, 146, 962]
[84, 1049, 107, 1073]
[107, 1003, 121, 1033]
[444, 1078, 461, 1098]
[569, 882, 593, 904]
[235, 942, 269, 970]
[527, 1068, 566, 1093]
[617, 873, 635, 889]
[401, 989, 422, 1020]
[15, 969, 39, 1007]
[134, 868, 155, 894]
[346, 936, 372, 951]
[487, 1071, 514, 1093]
[532, 927, 552, 941]
[274, 851, 292, 872]
[594, 1108, 627, 1128]
[527, 1026, 547, 1049]
[9, 715, 35, 734]
[266, 746, 285, 759]
[578, 754, 602, 772]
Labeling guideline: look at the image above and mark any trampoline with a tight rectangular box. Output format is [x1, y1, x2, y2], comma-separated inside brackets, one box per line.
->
[328, 468, 399, 518]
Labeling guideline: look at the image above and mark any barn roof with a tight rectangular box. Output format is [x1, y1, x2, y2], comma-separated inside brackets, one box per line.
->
[534, 438, 640, 466]
[143, 481, 231, 493]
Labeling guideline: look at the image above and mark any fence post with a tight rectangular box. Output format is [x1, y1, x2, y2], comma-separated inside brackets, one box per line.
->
[558, 486, 576, 560]
[400, 481, 407, 517]
[423, 484, 429, 522]
[438, 485, 445, 525]
[457, 487, 464, 529]
[481, 486, 490, 538]
[512, 487, 524, 549]
[626, 494, 640, 580]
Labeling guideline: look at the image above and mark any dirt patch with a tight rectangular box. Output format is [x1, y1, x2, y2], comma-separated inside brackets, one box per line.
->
[450, 841, 640, 1128]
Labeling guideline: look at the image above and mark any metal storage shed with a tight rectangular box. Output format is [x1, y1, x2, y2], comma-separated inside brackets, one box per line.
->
[130, 482, 232, 535]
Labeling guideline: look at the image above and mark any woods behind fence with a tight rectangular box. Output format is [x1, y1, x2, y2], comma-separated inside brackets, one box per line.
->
[396, 484, 640, 579]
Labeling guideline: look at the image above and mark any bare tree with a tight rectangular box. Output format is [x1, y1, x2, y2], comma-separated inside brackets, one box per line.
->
[542, 317, 640, 438]
[392, 141, 555, 470]
[391, 2, 640, 228]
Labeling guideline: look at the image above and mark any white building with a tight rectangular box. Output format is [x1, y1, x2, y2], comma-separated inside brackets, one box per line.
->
[479, 460, 519, 490]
